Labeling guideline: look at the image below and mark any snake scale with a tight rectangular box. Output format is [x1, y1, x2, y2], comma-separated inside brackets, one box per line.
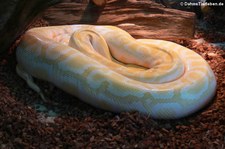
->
[16, 25, 216, 119]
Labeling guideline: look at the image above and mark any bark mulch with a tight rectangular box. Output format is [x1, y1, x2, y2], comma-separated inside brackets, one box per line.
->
[0, 18, 225, 148]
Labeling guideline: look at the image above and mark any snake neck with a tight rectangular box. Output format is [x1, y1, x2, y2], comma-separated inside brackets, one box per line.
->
[68, 27, 185, 84]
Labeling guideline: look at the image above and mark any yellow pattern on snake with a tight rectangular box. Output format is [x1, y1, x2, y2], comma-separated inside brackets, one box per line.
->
[16, 25, 216, 119]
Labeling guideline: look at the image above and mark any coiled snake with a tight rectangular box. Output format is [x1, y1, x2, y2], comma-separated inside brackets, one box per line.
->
[16, 25, 216, 119]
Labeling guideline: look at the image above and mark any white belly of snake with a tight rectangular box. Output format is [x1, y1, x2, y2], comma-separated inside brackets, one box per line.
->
[16, 25, 217, 119]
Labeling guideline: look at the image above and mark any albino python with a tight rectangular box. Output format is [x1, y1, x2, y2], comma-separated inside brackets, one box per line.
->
[16, 25, 217, 119]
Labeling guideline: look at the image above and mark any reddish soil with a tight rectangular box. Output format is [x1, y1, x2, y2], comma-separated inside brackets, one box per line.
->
[0, 18, 224, 148]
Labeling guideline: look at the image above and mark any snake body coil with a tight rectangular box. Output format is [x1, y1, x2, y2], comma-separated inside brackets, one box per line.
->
[16, 25, 216, 119]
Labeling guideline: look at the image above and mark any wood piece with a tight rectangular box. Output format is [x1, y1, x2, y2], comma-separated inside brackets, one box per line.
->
[42, 0, 196, 40]
[91, 0, 107, 6]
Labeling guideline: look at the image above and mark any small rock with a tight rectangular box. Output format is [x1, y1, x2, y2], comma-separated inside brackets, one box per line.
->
[207, 52, 217, 57]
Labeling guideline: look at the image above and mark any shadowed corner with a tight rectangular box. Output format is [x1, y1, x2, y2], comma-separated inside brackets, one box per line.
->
[0, 0, 62, 55]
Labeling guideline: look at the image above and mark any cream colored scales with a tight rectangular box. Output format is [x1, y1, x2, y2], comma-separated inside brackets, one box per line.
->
[16, 25, 216, 119]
